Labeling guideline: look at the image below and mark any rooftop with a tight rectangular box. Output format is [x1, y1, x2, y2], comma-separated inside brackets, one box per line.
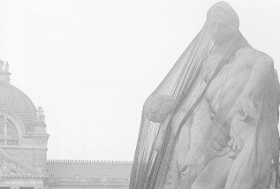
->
[47, 160, 133, 187]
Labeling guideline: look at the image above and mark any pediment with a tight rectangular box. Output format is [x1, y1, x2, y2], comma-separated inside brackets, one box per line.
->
[0, 149, 47, 178]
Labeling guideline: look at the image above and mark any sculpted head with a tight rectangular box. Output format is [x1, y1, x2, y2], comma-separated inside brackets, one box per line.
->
[206, 1, 239, 45]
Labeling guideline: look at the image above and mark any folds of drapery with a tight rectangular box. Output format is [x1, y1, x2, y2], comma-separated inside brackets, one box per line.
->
[129, 25, 215, 189]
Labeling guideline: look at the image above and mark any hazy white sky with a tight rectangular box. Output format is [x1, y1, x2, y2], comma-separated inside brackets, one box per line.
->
[0, 0, 279, 161]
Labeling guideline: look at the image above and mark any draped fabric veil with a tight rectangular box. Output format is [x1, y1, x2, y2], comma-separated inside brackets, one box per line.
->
[129, 22, 214, 189]
[129, 2, 280, 189]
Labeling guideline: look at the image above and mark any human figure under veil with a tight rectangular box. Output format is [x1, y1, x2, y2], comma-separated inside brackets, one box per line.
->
[129, 1, 280, 189]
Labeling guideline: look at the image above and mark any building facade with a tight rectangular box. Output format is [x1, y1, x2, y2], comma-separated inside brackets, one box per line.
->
[0, 61, 132, 189]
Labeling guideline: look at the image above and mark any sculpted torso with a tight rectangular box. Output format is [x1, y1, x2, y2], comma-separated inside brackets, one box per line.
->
[205, 47, 262, 115]
[171, 47, 273, 189]
[200, 47, 267, 154]
[172, 47, 260, 156]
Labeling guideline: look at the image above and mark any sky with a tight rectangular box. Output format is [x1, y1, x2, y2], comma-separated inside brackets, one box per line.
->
[0, 0, 279, 161]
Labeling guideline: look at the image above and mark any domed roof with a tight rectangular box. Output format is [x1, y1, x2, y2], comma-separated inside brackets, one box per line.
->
[0, 82, 37, 133]
[0, 61, 37, 133]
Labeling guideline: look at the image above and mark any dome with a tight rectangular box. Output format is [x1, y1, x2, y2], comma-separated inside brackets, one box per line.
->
[0, 81, 37, 133]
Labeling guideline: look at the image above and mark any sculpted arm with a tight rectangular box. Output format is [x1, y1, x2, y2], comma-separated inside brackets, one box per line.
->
[241, 52, 274, 98]
[234, 51, 274, 122]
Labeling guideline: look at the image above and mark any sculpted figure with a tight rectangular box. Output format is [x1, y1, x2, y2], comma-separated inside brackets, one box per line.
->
[129, 2, 280, 189]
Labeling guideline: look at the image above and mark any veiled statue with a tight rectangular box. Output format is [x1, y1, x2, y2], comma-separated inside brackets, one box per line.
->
[129, 2, 280, 189]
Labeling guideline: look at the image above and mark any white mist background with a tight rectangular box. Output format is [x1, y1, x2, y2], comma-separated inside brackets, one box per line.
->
[0, 0, 279, 161]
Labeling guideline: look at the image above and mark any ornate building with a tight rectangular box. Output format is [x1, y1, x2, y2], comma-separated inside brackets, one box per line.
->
[0, 60, 132, 189]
